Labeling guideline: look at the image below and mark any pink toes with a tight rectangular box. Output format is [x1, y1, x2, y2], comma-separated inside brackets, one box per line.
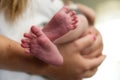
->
[70, 10, 76, 16]
[62, 6, 70, 13]
[61, 6, 78, 30]
[69, 11, 78, 29]
[21, 39, 31, 54]
[21, 26, 44, 50]
[24, 49, 30, 54]
[21, 39, 30, 48]
[31, 26, 42, 37]
[21, 33, 33, 49]
[24, 33, 34, 40]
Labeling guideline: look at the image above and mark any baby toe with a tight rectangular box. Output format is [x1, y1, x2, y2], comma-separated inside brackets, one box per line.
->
[25, 49, 30, 54]
[21, 43, 30, 48]
[24, 33, 34, 39]
[62, 6, 70, 13]
[72, 19, 78, 25]
[21, 39, 30, 43]
[70, 11, 76, 16]
[31, 26, 42, 37]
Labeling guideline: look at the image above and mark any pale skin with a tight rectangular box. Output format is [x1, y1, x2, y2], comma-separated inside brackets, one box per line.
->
[21, 6, 90, 66]
[44, 1, 105, 80]
[43, 10, 103, 79]
[0, 22, 105, 80]
[0, 1, 105, 80]
[21, 6, 79, 66]
[45, 27, 105, 80]
[0, 29, 105, 80]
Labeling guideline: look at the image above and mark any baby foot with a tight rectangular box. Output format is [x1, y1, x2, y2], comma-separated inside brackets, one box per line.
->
[43, 6, 78, 41]
[21, 26, 63, 66]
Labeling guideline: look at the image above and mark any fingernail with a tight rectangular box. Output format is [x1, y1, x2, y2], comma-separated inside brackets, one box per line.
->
[93, 35, 96, 41]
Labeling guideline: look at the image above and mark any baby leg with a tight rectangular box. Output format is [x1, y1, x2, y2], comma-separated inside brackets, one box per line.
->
[21, 27, 63, 66]
[42, 6, 78, 41]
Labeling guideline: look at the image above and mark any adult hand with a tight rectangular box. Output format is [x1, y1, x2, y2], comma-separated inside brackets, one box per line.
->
[44, 4, 105, 79]
[44, 33, 105, 80]
[82, 26, 103, 58]
[80, 26, 105, 78]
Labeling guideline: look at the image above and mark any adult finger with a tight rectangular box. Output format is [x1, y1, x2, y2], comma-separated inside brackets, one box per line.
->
[81, 33, 103, 55]
[83, 48, 103, 58]
[81, 68, 97, 78]
[73, 34, 96, 51]
[80, 55, 106, 70]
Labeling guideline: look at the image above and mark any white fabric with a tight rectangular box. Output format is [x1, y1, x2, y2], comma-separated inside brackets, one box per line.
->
[0, 0, 64, 80]
[0, 0, 64, 42]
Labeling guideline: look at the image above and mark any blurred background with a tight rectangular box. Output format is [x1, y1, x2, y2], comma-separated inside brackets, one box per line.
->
[64, 0, 120, 80]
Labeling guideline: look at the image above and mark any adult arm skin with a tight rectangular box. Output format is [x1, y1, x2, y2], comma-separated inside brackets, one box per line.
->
[0, 35, 48, 75]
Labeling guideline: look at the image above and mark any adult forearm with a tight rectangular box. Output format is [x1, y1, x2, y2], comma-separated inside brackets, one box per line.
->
[0, 35, 48, 75]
